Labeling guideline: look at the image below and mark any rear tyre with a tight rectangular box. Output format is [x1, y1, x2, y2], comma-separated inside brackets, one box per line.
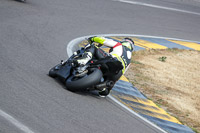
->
[66, 68, 102, 92]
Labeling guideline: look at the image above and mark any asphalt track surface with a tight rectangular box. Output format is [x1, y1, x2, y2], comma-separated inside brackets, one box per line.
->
[0, 0, 200, 133]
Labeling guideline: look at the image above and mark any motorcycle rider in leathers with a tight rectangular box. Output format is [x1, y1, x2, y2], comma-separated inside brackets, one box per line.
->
[74, 36, 135, 96]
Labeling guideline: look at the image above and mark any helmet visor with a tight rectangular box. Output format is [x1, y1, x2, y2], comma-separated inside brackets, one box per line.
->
[122, 41, 132, 50]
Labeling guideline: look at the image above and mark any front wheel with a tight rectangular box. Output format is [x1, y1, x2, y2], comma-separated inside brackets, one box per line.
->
[66, 68, 102, 92]
[49, 67, 56, 78]
[48, 64, 61, 78]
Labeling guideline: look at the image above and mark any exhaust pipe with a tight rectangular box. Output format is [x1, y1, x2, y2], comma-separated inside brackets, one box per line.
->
[95, 81, 114, 90]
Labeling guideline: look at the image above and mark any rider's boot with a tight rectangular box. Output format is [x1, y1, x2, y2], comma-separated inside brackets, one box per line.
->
[75, 52, 92, 66]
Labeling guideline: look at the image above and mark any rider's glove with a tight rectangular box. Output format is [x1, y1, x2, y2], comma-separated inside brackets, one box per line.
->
[87, 36, 96, 44]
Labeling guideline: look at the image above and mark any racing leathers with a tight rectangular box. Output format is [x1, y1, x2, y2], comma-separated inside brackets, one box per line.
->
[88, 36, 132, 74]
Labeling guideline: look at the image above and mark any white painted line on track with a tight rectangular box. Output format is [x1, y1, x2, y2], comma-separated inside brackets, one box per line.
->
[0, 109, 35, 133]
[114, 0, 200, 16]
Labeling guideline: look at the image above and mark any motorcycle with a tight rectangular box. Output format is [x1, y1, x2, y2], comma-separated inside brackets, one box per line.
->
[48, 41, 123, 94]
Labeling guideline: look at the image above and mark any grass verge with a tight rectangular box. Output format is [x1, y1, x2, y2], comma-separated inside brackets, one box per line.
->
[125, 48, 200, 133]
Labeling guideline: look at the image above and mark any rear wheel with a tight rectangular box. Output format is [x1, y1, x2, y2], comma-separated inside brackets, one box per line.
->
[66, 68, 102, 92]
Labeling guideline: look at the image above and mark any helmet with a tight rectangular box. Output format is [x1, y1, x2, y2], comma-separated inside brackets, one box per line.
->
[121, 38, 135, 52]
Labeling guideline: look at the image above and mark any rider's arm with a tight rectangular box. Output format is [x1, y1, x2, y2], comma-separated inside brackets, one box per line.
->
[91, 37, 120, 48]
[90, 36, 123, 56]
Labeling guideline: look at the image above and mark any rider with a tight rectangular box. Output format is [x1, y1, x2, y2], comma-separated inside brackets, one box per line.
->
[75, 36, 135, 96]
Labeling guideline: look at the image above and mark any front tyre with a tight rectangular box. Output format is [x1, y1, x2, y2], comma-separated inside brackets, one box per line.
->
[66, 68, 102, 92]
[49, 67, 56, 78]
[48, 64, 61, 78]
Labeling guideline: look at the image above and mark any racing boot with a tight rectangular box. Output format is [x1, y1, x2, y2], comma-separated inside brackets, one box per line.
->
[75, 52, 92, 66]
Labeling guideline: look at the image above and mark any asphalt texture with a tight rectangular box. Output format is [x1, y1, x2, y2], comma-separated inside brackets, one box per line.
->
[0, 0, 200, 133]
